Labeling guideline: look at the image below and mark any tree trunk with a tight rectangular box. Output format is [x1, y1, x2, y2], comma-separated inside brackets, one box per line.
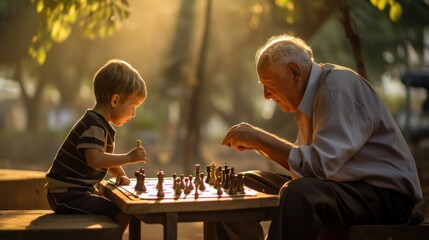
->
[183, 0, 212, 173]
[339, 0, 367, 79]
[164, 0, 197, 169]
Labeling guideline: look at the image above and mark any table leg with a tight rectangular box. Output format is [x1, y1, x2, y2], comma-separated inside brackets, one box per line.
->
[163, 212, 178, 240]
[204, 222, 217, 240]
[129, 215, 141, 240]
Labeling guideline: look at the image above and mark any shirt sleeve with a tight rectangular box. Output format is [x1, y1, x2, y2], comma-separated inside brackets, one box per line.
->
[77, 125, 106, 152]
[289, 87, 375, 180]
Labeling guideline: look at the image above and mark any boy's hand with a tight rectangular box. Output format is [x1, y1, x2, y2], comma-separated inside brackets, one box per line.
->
[115, 175, 130, 185]
[128, 141, 147, 163]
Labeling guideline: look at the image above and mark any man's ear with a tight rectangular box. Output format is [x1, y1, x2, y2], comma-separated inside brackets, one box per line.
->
[287, 62, 301, 85]
[110, 94, 120, 107]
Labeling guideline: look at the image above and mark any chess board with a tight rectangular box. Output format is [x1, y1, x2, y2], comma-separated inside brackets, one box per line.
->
[108, 178, 258, 200]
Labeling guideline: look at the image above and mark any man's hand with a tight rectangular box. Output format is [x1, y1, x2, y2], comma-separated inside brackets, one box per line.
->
[222, 122, 261, 151]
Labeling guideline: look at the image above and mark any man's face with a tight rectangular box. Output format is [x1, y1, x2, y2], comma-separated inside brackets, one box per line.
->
[257, 63, 303, 113]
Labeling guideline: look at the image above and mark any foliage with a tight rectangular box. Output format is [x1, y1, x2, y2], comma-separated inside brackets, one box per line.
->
[369, 0, 402, 22]
[29, 0, 130, 65]
[274, 0, 403, 22]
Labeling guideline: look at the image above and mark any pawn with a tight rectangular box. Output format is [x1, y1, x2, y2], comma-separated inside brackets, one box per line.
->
[180, 174, 185, 189]
[199, 173, 206, 191]
[174, 178, 182, 197]
[216, 178, 223, 197]
[188, 175, 194, 191]
[184, 178, 191, 195]
[205, 165, 211, 184]
[194, 182, 199, 199]
[172, 173, 177, 190]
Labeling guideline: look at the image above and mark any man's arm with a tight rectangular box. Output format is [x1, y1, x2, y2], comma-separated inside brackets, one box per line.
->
[222, 122, 295, 170]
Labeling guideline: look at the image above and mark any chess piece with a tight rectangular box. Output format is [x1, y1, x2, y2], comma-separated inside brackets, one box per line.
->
[236, 173, 245, 194]
[228, 174, 237, 195]
[194, 182, 199, 199]
[157, 170, 165, 198]
[188, 175, 194, 190]
[184, 178, 191, 195]
[136, 139, 142, 148]
[216, 178, 223, 197]
[222, 167, 230, 189]
[172, 173, 177, 190]
[194, 164, 201, 185]
[199, 173, 206, 191]
[135, 171, 146, 192]
[180, 174, 185, 189]
[174, 178, 182, 197]
[205, 165, 211, 184]
[209, 162, 216, 185]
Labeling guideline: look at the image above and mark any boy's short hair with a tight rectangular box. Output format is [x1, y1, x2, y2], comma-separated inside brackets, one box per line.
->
[93, 59, 147, 104]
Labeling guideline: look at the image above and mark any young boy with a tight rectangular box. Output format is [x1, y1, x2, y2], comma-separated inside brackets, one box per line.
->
[45, 59, 148, 234]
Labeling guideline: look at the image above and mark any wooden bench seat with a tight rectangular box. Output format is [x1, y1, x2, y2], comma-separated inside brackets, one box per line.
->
[0, 210, 122, 240]
[349, 220, 429, 240]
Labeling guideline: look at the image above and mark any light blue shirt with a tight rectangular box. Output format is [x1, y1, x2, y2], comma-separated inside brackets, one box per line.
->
[288, 63, 422, 202]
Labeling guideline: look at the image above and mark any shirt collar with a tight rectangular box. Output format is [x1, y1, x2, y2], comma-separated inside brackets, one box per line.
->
[297, 63, 322, 116]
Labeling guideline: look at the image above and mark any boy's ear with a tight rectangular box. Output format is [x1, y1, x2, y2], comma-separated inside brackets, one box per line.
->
[110, 94, 120, 107]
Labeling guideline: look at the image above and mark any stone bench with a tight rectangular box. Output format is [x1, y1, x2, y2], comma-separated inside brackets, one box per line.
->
[0, 169, 49, 209]
[0, 210, 122, 240]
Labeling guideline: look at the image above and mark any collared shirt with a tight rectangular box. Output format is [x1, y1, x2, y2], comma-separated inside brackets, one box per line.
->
[288, 63, 422, 202]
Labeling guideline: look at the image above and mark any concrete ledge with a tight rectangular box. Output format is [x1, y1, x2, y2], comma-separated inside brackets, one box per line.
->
[0, 210, 122, 240]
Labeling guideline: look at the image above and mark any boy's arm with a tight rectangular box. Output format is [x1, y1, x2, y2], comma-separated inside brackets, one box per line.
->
[109, 166, 127, 178]
[85, 147, 146, 169]
[109, 166, 131, 185]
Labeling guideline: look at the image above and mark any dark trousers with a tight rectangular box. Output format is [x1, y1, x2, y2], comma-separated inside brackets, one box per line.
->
[216, 171, 414, 240]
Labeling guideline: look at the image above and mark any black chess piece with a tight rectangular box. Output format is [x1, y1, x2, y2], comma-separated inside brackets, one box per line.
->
[199, 173, 206, 191]
[172, 173, 177, 190]
[157, 170, 165, 198]
[228, 174, 237, 195]
[174, 178, 182, 197]
[216, 178, 223, 197]
[188, 175, 194, 191]
[205, 165, 211, 184]
[180, 174, 185, 189]
[184, 178, 191, 195]
[222, 167, 230, 189]
[194, 182, 199, 199]
[236, 173, 245, 194]
[135, 171, 146, 192]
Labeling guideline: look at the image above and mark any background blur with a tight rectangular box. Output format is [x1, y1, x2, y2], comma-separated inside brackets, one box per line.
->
[1, 0, 429, 216]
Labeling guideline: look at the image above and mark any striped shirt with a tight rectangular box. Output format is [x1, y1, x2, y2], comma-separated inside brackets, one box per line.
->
[45, 110, 116, 192]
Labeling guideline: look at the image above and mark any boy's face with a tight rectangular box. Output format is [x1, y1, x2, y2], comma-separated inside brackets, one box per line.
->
[110, 95, 145, 126]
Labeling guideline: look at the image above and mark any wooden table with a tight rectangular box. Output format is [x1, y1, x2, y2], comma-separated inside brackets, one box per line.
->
[99, 179, 279, 240]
